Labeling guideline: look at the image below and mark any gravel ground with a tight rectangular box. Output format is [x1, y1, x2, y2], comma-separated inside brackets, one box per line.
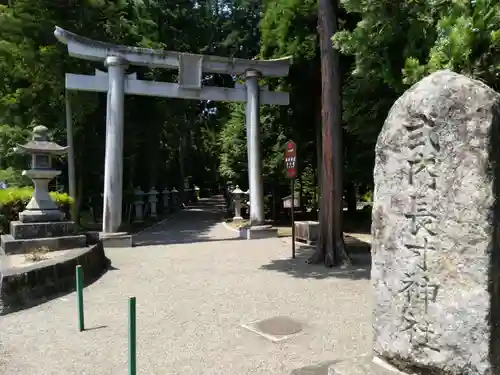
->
[0, 197, 372, 375]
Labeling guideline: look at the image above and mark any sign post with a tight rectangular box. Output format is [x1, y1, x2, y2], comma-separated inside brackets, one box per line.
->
[285, 140, 297, 258]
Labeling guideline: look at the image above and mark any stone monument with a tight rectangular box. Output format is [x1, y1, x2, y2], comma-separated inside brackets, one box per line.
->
[0, 125, 86, 254]
[330, 70, 500, 374]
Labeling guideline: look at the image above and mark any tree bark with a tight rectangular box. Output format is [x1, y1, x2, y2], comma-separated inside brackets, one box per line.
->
[308, 0, 350, 267]
[315, 107, 322, 211]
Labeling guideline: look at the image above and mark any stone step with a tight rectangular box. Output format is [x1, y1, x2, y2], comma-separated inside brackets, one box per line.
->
[0, 243, 110, 315]
[0, 234, 87, 255]
[99, 232, 133, 248]
[9, 220, 78, 240]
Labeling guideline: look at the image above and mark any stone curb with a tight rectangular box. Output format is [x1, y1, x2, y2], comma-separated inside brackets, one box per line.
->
[0, 242, 110, 316]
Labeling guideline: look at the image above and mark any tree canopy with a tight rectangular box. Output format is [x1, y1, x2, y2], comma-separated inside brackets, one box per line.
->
[0, 0, 498, 223]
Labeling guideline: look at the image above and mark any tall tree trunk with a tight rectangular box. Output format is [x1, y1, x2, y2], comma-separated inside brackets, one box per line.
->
[309, 0, 350, 266]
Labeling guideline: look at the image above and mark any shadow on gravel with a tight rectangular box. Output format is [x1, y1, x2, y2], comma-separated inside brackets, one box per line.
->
[83, 324, 108, 332]
[260, 237, 371, 280]
[290, 360, 342, 375]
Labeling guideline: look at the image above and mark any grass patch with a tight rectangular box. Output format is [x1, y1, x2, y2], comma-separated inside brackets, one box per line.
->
[277, 226, 292, 237]
[226, 219, 250, 229]
[24, 246, 50, 262]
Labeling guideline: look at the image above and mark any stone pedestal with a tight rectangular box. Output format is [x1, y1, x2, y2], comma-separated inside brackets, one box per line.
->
[99, 232, 133, 248]
[19, 171, 64, 223]
[239, 225, 278, 240]
[1, 222, 86, 255]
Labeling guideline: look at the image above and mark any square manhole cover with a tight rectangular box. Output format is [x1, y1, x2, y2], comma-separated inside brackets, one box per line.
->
[241, 316, 304, 342]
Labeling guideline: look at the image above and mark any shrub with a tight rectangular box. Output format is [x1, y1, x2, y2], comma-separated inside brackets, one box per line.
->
[0, 187, 73, 234]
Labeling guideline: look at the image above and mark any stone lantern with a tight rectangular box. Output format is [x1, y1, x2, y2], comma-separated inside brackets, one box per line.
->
[0, 124, 87, 255]
[17, 125, 68, 223]
[171, 187, 179, 210]
[148, 186, 159, 218]
[133, 187, 145, 223]
[162, 188, 170, 210]
[232, 185, 244, 222]
[194, 185, 200, 201]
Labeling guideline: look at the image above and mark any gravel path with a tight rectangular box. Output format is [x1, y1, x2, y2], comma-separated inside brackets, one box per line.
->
[0, 196, 372, 375]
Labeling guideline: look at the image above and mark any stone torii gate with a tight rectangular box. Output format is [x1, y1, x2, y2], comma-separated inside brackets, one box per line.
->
[54, 27, 291, 235]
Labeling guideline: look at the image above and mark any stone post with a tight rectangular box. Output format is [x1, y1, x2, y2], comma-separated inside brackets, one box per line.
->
[102, 56, 128, 233]
[245, 69, 264, 225]
[133, 187, 144, 223]
[162, 188, 170, 211]
[232, 185, 244, 222]
[148, 187, 158, 218]
[171, 187, 179, 211]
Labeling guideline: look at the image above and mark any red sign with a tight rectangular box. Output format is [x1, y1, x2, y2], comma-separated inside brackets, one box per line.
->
[284, 140, 297, 179]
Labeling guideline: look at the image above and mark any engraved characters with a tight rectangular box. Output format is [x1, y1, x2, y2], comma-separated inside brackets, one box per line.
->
[401, 116, 440, 350]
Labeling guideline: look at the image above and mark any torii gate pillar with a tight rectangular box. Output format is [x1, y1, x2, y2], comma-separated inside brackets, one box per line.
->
[245, 69, 264, 225]
[103, 56, 128, 233]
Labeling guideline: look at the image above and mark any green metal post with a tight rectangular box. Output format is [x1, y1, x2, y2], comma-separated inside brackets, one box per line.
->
[129, 296, 137, 375]
[76, 265, 85, 332]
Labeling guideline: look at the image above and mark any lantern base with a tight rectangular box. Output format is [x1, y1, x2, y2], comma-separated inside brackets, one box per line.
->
[19, 209, 64, 223]
[10, 220, 78, 239]
[99, 232, 133, 248]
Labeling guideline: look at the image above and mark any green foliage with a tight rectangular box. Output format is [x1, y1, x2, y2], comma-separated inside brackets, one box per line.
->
[0, 0, 260, 218]
[0, 167, 31, 187]
[333, 0, 500, 192]
[0, 0, 498, 223]
[360, 189, 372, 203]
[402, 0, 500, 87]
[219, 103, 248, 183]
[0, 187, 73, 234]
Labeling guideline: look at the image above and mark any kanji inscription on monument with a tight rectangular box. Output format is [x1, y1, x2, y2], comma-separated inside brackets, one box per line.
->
[370, 70, 500, 374]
